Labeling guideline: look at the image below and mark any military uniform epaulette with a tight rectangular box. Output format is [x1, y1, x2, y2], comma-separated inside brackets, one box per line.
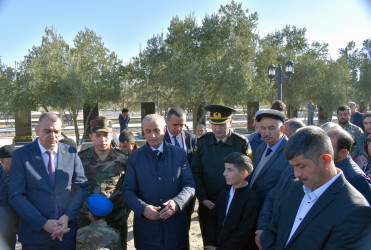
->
[198, 132, 213, 140]
[232, 131, 247, 141]
[113, 147, 128, 156]
[78, 147, 90, 154]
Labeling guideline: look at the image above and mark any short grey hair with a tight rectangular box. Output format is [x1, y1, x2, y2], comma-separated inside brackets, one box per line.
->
[285, 126, 333, 163]
[38, 112, 60, 126]
[142, 114, 166, 128]
[321, 122, 342, 132]
[285, 118, 305, 131]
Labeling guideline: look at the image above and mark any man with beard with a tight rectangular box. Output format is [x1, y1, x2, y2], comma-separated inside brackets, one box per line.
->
[355, 112, 371, 159]
[336, 105, 363, 157]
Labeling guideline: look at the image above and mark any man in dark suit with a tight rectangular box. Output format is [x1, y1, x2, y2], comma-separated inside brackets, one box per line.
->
[8, 112, 88, 249]
[164, 107, 197, 164]
[249, 109, 291, 205]
[348, 101, 364, 131]
[164, 107, 197, 235]
[262, 126, 371, 249]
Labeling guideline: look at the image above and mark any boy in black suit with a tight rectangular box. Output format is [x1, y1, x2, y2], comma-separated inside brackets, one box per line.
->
[206, 152, 259, 250]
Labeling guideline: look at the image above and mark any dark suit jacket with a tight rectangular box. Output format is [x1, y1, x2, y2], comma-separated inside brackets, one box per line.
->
[249, 136, 291, 205]
[351, 111, 364, 131]
[164, 128, 197, 164]
[262, 174, 371, 250]
[8, 140, 88, 244]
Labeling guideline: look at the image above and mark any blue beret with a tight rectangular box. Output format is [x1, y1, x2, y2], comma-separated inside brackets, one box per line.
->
[88, 194, 113, 217]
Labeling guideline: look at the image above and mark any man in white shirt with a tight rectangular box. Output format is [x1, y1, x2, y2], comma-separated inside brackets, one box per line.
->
[261, 126, 371, 250]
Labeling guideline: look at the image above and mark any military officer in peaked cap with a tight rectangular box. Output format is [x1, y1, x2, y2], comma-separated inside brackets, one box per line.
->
[191, 104, 251, 245]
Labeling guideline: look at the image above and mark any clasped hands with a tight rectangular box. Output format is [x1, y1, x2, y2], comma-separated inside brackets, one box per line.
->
[42, 214, 70, 241]
[143, 200, 179, 221]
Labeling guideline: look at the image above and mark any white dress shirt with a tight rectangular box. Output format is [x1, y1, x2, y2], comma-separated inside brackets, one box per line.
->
[167, 130, 184, 149]
[38, 140, 58, 172]
[286, 172, 342, 245]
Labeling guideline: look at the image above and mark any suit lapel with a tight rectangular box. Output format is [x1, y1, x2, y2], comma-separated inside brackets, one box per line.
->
[285, 175, 343, 247]
[29, 140, 53, 188]
[276, 180, 304, 249]
[254, 138, 287, 183]
[164, 129, 171, 144]
[182, 131, 188, 152]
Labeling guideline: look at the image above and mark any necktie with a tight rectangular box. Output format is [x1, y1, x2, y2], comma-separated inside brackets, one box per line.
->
[46, 151, 56, 185]
[266, 148, 273, 157]
[173, 135, 180, 147]
[46, 150, 59, 219]
[154, 150, 162, 160]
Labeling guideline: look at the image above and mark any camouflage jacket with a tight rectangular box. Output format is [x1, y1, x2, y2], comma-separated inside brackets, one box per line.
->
[76, 220, 122, 250]
[78, 146, 128, 225]
[342, 123, 364, 157]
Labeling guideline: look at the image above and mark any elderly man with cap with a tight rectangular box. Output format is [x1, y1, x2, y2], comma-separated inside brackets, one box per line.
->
[0, 145, 19, 249]
[76, 194, 121, 250]
[78, 116, 128, 249]
[249, 109, 291, 205]
[191, 104, 251, 245]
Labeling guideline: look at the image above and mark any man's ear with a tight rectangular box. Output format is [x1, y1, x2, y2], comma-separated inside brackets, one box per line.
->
[339, 149, 348, 157]
[280, 125, 285, 133]
[320, 154, 332, 168]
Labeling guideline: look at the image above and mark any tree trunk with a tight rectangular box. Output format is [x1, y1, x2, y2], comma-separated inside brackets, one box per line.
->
[72, 109, 80, 145]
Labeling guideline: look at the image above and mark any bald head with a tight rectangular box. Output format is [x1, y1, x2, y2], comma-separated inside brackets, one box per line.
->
[142, 114, 166, 149]
[284, 118, 305, 138]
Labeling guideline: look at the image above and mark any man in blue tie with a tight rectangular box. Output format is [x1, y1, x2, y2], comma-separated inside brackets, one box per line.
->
[8, 112, 88, 250]
[164, 107, 197, 164]
[123, 114, 195, 249]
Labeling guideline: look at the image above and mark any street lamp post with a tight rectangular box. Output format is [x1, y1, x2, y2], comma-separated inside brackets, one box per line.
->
[268, 60, 294, 101]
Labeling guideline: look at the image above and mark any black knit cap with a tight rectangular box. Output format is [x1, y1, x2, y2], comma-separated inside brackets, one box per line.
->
[256, 109, 286, 123]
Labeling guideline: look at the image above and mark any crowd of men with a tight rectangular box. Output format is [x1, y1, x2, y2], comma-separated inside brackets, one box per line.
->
[1, 100, 371, 250]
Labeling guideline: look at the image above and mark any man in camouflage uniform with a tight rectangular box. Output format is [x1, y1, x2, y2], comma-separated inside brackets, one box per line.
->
[337, 105, 363, 157]
[78, 116, 128, 249]
[77, 194, 121, 250]
[191, 104, 251, 245]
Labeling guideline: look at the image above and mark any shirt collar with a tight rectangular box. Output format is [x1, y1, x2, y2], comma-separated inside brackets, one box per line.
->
[38, 139, 58, 154]
[302, 170, 342, 199]
[266, 135, 285, 152]
[150, 142, 164, 153]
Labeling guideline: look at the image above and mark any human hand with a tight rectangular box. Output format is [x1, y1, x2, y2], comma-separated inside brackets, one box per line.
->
[42, 220, 61, 235]
[159, 200, 179, 220]
[255, 230, 263, 250]
[143, 205, 161, 220]
[204, 246, 216, 250]
[202, 200, 215, 210]
[51, 215, 70, 241]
